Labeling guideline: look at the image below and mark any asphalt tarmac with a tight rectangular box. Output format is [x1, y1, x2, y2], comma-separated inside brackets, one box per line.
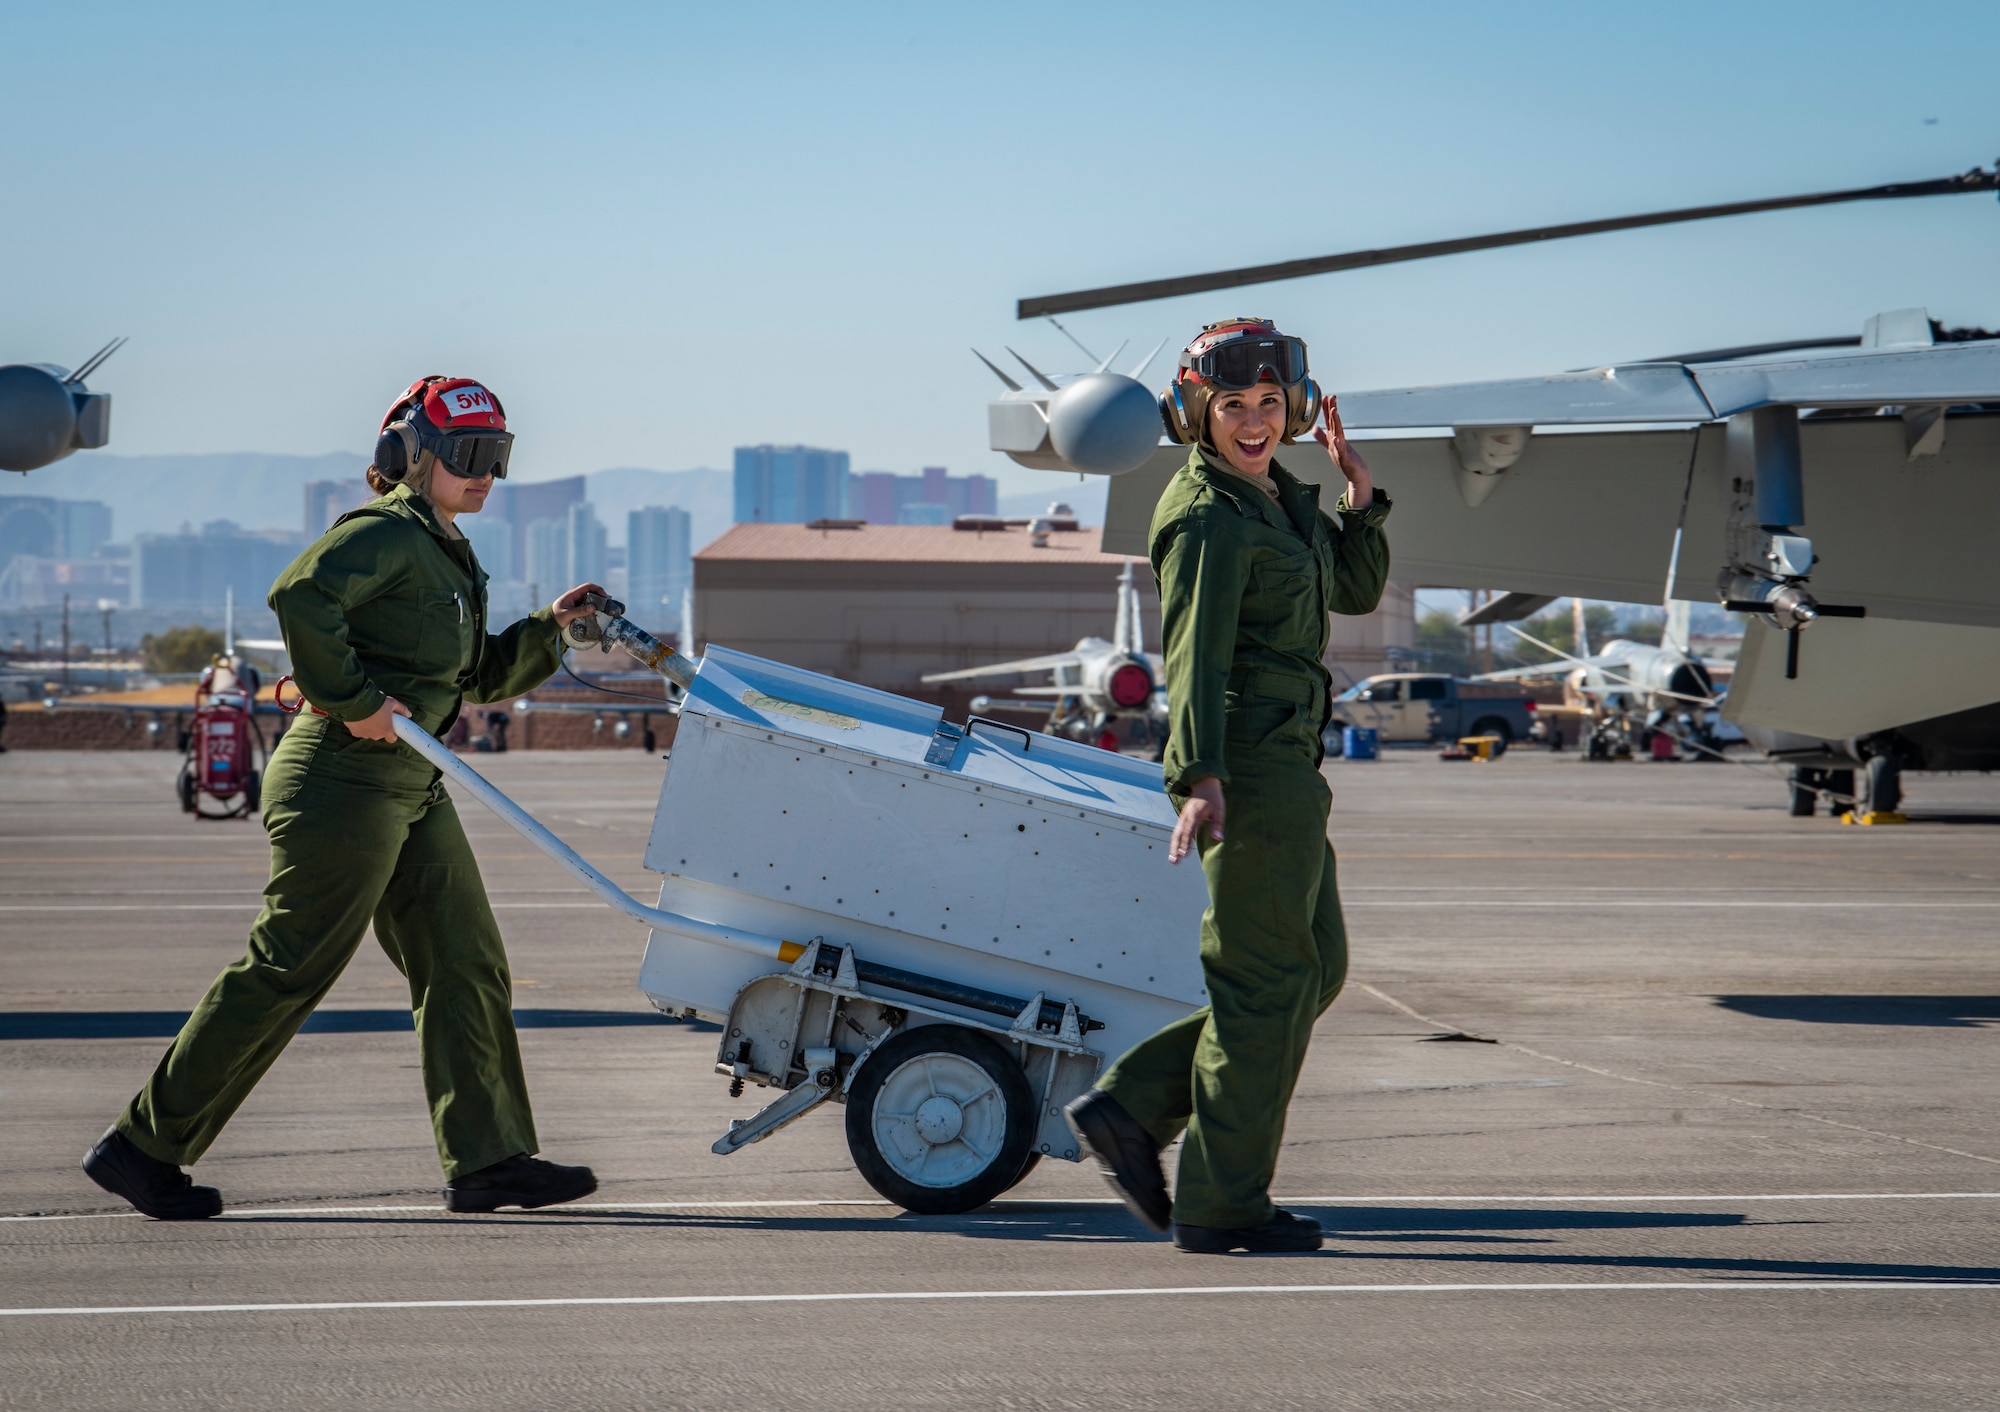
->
[3, 746, 1996, 1410]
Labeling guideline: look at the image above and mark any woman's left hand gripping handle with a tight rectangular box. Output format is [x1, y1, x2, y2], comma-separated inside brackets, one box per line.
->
[347, 696, 413, 742]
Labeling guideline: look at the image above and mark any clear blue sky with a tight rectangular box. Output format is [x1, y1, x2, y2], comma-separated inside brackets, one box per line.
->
[4, 1, 1995, 495]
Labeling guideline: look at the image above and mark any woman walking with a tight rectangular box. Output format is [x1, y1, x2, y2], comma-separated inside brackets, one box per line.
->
[1067, 320, 1390, 1253]
[85, 376, 608, 1218]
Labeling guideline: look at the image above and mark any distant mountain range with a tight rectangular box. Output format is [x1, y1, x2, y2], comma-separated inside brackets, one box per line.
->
[14, 452, 1109, 553]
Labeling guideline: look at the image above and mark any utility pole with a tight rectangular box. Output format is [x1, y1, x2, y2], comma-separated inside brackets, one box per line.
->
[61, 594, 71, 692]
[98, 599, 117, 686]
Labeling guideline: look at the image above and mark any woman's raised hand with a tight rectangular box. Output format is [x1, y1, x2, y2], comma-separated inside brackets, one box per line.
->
[1311, 395, 1373, 509]
[1169, 777, 1226, 864]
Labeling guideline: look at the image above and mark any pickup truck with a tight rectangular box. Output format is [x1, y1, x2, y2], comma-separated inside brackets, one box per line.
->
[1326, 674, 1538, 752]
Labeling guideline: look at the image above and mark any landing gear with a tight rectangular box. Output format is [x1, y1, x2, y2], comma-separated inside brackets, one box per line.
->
[844, 1024, 1037, 1215]
[1789, 766, 1820, 816]
[1865, 756, 1903, 815]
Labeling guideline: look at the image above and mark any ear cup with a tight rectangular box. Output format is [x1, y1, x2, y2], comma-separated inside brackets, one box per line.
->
[1282, 379, 1322, 443]
[1158, 387, 1193, 445]
[372, 421, 419, 482]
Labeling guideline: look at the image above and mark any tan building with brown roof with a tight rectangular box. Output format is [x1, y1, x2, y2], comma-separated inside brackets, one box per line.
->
[693, 521, 1415, 705]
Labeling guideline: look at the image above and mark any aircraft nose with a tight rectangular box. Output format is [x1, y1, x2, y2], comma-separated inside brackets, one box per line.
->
[1047, 372, 1162, 475]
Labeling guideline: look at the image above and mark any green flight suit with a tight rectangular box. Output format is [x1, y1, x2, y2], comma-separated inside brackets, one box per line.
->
[1099, 447, 1390, 1229]
[119, 486, 566, 1178]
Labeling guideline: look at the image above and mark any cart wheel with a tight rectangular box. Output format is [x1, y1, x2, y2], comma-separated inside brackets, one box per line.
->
[844, 1024, 1036, 1215]
[243, 771, 261, 815]
[1005, 1150, 1042, 1192]
[176, 766, 197, 814]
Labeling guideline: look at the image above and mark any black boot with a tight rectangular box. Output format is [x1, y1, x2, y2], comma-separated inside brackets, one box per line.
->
[1064, 1089, 1171, 1232]
[81, 1127, 222, 1220]
[1173, 1207, 1323, 1255]
[444, 1153, 597, 1212]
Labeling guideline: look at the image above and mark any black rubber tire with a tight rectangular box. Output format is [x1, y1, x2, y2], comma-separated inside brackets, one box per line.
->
[1005, 1150, 1043, 1192]
[243, 770, 261, 815]
[1866, 756, 1902, 815]
[1468, 718, 1512, 757]
[844, 1024, 1037, 1216]
[176, 766, 197, 814]
[1788, 767, 1819, 817]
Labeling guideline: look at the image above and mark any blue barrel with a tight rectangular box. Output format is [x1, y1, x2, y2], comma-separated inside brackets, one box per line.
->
[1342, 726, 1378, 760]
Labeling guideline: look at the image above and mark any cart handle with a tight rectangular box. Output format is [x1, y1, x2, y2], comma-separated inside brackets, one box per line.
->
[391, 714, 801, 966]
[965, 716, 1032, 752]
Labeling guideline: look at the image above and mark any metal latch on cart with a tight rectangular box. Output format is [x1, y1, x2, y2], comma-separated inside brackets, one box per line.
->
[924, 721, 964, 767]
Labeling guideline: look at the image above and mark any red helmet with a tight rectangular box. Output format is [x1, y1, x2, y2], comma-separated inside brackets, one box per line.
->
[1159, 318, 1321, 450]
[373, 376, 513, 483]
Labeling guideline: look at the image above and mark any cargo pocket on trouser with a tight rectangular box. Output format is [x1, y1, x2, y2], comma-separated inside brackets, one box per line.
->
[261, 719, 329, 810]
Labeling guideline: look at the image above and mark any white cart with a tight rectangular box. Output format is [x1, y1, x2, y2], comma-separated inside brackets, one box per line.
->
[397, 610, 1208, 1214]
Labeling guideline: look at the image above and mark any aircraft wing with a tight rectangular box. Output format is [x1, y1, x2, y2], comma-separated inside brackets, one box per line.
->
[921, 652, 1082, 685]
[1103, 338, 2000, 628]
[1337, 340, 2000, 429]
[1339, 365, 1712, 428]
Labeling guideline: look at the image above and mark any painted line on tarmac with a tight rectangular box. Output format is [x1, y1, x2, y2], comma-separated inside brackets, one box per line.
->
[13, 898, 2000, 914]
[2, 1281, 1992, 1319]
[9, 1193, 1999, 1224]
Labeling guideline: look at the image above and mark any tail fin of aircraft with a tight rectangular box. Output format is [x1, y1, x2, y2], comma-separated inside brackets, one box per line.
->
[1006, 348, 1061, 393]
[1091, 339, 1130, 375]
[972, 349, 1023, 393]
[1114, 561, 1143, 655]
[66, 337, 126, 385]
[1662, 599, 1692, 655]
[1128, 337, 1170, 382]
[680, 585, 695, 657]
[1572, 597, 1590, 658]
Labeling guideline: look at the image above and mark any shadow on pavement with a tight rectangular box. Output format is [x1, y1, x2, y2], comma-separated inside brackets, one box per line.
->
[0, 1009, 719, 1040]
[1712, 995, 2000, 1027]
[211, 1202, 1999, 1283]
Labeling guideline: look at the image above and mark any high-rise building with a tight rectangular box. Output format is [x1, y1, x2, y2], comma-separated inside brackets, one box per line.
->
[487, 474, 587, 571]
[1, 494, 115, 565]
[132, 521, 306, 610]
[627, 505, 692, 617]
[460, 512, 515, 584]
[733, 445, 851, 524]
[522, 501, 607, 594]
[844, 469, 996, 524]
[304, 479, 373, 537]
[524, 517, 567, 596]
[855, 472, 898, 526]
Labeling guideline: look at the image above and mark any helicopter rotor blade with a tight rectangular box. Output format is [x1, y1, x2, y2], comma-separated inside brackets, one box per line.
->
[1017, 163, 2000, 318]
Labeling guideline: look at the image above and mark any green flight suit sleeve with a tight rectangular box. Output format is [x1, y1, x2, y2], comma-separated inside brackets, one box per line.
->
[463, 607, 565, 704]
[1158, 499, 1251, 793]
[267, 519, 398, 723]
[1323, 488, 1393, 617]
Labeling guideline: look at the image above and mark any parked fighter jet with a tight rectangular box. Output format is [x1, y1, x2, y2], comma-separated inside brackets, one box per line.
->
[920, 559, 1165, 755]
[0, 340, 122, 473]
[1003, 160, 2000, 814]
[1466, 596, 1730, 758]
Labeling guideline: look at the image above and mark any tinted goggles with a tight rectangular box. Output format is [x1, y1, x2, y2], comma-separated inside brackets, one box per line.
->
[422, 429, 513, 480]
[1184, 334, 1308, 390]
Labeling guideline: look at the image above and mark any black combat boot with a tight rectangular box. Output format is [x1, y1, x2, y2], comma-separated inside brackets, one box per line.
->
[81, 1127, 222, 1220]
[1064, 1089, 1171, 1232]
[443, 1153, 598, 1212]
[1173, 1207, 1323, 1255]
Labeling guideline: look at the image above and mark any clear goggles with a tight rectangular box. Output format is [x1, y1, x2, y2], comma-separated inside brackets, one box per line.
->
[422, 429, 514, 480]
[1183, 333, 1308, 390]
